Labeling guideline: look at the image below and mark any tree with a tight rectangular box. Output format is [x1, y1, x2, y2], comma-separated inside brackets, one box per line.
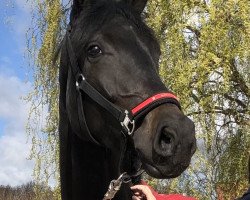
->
[26, 0, 67, 199]
[26, 0, 250, 199]
[146, 0, 250, 199]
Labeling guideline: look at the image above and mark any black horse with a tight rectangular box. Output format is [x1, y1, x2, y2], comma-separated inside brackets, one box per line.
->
[59, 0, 196, 199]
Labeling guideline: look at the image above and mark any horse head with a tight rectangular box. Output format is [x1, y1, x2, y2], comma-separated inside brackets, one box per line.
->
[60, 1, 196, 198]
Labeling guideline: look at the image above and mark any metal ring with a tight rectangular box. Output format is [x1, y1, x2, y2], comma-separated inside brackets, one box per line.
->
[76, 74, 85, 89]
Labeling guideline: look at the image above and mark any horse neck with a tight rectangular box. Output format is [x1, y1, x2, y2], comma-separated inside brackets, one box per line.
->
[70, 131, 131, 200]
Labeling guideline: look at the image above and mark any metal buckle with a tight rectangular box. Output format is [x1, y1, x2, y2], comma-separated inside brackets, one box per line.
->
[76, 74, 85, 89]
[121, 110, 135, 135]
[103, 173, 131, 200]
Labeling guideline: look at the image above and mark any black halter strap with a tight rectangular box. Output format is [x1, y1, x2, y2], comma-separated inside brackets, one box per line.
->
[66, 34, 127, 122]
[66, 32, 135, 145]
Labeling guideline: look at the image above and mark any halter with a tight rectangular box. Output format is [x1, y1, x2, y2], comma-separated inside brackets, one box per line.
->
[65, 27, 180, 199]
[66, 32, 180, 145]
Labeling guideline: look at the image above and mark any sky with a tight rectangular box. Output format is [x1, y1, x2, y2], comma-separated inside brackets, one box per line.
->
[0, 0, 35, 186]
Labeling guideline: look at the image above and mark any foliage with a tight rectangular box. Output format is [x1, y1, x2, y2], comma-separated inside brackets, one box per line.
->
[26, 0, 250, 199]
[0, 182, 53, 200]
[146, 0, 250, 199]
[26, 0, 68, 199]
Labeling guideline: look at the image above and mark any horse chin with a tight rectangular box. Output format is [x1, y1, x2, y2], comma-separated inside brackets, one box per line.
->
[142, 161, 188, 179]
[142, 162, 165, 178]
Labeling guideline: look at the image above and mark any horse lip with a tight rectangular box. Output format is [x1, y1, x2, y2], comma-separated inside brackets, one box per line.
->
[142, 161, 185, 178]
[136, 149, 186, 178]
[142, 162, 162, 176]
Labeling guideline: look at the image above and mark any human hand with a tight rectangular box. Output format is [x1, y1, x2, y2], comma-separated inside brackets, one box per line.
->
[130, 185, 156, 200]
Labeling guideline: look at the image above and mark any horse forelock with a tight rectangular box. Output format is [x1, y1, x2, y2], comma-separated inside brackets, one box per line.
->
[69, 0, 160, 61]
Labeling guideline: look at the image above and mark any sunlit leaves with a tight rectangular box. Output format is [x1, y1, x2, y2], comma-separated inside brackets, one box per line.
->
[26, 0, 66, 199]
[147, 0, 250, 199]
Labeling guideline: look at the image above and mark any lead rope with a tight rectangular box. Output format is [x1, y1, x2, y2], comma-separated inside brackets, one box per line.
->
[103, 169, 144, 200]
[103, 172, 131, 200]
[103, 131, 131, 200]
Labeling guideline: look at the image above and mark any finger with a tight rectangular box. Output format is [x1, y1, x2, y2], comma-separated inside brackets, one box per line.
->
[131, 185, 156, 200]
[131, 185, 151, 193]
[132, 196, 141, 200]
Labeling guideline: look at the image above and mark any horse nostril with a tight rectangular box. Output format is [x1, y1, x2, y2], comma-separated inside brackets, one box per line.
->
[156, 127, 176, 156]
[160, 133, 172, 147]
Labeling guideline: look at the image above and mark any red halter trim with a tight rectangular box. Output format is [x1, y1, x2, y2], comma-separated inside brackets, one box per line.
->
[131, 93, 179, 116]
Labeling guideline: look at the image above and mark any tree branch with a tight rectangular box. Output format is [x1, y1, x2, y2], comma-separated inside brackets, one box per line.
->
[223, 93, 247, 109]
[229, 59, 250, 97]
[186, 25, 201, 38]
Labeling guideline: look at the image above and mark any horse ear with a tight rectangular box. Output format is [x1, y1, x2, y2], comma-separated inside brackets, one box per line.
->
[127, 0, 148, 14]
[71, 0, 98, 21]
[71, 0, 105, 21]
[70, 0, 85, 21]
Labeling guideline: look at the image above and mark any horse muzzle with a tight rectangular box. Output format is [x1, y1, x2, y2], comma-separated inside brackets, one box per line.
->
[133, 104, 196, 179]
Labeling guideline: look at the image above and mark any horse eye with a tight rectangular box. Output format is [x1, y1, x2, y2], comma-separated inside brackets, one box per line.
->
[87, 45, 102, 58]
